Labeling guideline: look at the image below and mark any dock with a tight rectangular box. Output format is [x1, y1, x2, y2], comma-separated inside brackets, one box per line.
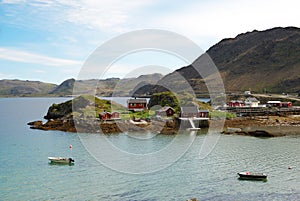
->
[179, 117, 209, 130]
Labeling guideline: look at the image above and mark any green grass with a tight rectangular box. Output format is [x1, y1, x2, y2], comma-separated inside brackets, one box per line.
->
[48, 95, 127, 119]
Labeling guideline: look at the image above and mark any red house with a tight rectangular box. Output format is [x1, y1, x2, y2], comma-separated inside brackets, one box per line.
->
[228, 100, 245, 107]
[155, 106, 175, 117]
[198, 110, 209, 118]
[280, 102, 292, 107]
[99, 111, 120, 121]
[127, 98, 147, 111]
[267, 101, 292, 107]
[267, 101, 281, 107]
[180, 106, 209, 118]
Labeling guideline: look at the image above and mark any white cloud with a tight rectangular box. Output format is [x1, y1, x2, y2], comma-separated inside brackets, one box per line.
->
[2, 0, 156, 33]
[1, 0, 26, 4]
[0, 47, 82, 66]
[62, 0, 155, 32]
[153, 0, 300, 49]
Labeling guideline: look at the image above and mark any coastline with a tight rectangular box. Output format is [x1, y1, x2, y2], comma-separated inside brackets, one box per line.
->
[28, 119, 180, 135]
[223, 116, 300, 137]
[28, 115, 300, 137]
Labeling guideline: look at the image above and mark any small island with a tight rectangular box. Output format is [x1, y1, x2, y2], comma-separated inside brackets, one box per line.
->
[28, 94, 181, 134]
[28, 93, 300, 137]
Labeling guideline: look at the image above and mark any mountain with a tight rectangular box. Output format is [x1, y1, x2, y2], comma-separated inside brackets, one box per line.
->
[114, 73, 163, 96]
[157, 27, 300, 95]
[49, 78, 75, 95]
[0, 73, 163, 97]
[51, 73, 163, 97]
[2, 27, 299, 97]
[0, 79, 57, 96]
[207, 26, 300, 93]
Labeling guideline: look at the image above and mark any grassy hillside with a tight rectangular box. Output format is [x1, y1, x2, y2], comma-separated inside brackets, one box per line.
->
[0, 79, 56, 96]
[44, 95, 125, 119]
[207, 27, 300, 93]
[157, 27, 300, 95]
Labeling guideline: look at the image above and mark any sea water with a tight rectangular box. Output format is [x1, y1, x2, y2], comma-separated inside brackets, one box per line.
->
[1, 98, 300, 200]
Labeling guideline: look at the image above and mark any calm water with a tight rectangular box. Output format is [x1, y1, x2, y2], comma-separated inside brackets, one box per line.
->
[1, 98, 300, 200]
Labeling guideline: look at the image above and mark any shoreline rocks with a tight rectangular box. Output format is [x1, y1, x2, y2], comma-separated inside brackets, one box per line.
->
[28, 115, 300, 137]
[28, 119, 180, 135]
[223, 129, 280, 137]
[222, 115, 300, 137]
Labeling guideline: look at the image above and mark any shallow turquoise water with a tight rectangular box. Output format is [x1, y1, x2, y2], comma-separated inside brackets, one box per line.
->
[1, 98, 300, 200]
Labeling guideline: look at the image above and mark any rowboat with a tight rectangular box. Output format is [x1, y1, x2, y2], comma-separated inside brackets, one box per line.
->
[238, 171, 267, 180]
[48, 157, 74, 164]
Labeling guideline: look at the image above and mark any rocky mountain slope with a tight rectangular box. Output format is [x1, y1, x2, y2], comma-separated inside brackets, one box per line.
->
[156, 27, 300, 95]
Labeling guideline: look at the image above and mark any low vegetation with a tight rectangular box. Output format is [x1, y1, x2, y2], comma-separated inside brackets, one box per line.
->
[45, 95, 125, 119]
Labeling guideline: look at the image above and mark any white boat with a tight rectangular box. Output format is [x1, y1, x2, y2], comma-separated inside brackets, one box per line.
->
[238, 171, 267, 180]
[48, 157, 74, 164]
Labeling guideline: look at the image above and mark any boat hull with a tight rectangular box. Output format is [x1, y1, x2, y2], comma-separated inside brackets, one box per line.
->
[238, 172, 267, 180]
[48, 157, 74, 164]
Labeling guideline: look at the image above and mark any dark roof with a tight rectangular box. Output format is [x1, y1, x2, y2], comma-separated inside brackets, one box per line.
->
[127, 98, 147, 103]
[156, 106, 174, 112]
[180, 106, 198, 113]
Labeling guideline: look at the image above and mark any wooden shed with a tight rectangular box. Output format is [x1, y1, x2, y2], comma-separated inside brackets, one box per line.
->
[155, 106, 175, 117]
[127, 98, 147, 111]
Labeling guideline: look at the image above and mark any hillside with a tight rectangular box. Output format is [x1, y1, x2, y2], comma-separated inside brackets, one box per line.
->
[2, 27, 299, 97]
[0, 73, 163, 97]
[44, 95, 125, 119]
[49, 78, 75, 95]
[0, 79, 57, 96]
[157, 27, 300, 95]
[207, 26, 300, 93]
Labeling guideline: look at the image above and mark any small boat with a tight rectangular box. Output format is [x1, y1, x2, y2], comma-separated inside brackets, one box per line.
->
[238, 171, 267, 180]
[48, 157, 74, 164]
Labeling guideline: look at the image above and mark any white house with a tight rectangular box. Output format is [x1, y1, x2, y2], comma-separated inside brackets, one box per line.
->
[245, 97, 260, 107]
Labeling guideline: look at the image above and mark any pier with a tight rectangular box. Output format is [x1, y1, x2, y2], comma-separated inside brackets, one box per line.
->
[179, 117, 209, 130]
[223, 107, 300, 117]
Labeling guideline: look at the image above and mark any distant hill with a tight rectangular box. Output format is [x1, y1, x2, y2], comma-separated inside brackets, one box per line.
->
[114, 73, 163, 96]
[48, 73, 163, 97]
[0, 73, 163, 97]
[156, 27, 300, 95]
[0, 79, 56, 96]
[50, 78, 75, 95]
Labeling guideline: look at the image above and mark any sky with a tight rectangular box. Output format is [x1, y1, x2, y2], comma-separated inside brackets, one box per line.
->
[0, 0, 299, 84]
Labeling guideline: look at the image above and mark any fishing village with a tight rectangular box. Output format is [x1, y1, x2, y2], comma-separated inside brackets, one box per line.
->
[28, 90, 300, 137]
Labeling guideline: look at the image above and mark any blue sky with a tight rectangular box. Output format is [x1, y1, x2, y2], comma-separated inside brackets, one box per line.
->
[0, 0, 299, 84]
